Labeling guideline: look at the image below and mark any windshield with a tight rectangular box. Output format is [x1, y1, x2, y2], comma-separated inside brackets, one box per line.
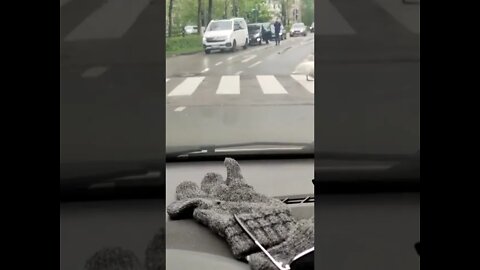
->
[166, 1, 316, 161]
[293, 23, 305, 28]
[206, 21, 232, 31]
[166, 0, 314, 160]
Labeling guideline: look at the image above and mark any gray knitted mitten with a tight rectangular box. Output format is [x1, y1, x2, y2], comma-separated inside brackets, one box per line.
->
[167, 158, 297, 259]
[248, 217, 314, 270]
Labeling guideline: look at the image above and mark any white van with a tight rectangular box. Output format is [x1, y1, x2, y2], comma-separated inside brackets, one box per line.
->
[202, 18, 249, 54]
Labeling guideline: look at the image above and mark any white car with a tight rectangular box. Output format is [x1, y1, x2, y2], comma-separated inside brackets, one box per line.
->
[202, 18, 249, 54]
[290, 22, 307, 37]
[184, 25, 198, 35]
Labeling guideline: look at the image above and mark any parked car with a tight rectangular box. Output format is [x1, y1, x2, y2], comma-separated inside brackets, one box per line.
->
[290, 22, 307, 37]
[310, 22, 314, 33]
[202, 18, 249, 54]
[247, 23, 265, 45]
[184, 25, 198, 35]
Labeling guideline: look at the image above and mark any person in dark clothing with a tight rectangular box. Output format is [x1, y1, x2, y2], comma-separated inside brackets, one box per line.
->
[261, 25, 270, 44]
[273, 20, 282, 45]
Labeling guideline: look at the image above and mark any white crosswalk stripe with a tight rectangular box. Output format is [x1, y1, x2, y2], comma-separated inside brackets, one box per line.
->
[256, 75, 288, 94]
[166, 75, 314, 97]
[248, 61, 262, 68]
[291, 75, 314, 94]
[168, 76, 205, 96]
[241, 55, 257, 63]
[216, 76, 240, 94]
[65, 0, 151, 41]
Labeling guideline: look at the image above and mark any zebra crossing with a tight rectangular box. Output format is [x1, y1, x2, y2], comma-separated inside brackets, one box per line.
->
[166, 75, 314, 97]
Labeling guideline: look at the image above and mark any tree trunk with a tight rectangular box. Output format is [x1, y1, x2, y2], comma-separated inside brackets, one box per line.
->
[224, 0, 228, 18]
[232, 0, 237, 17]
[168, 0, 173, 37]
[281, 0, 287, 25]
[208, 0, 212, 23]
[198, 0, 202, 35]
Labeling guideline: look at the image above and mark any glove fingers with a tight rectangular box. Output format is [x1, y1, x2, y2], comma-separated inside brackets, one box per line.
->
[175, 181, 203, 200]
[224, 157, 246, 186]
[201, 172, 225, 194]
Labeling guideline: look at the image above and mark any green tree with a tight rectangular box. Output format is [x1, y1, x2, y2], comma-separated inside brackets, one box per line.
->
[301, 0, 314, 26]
[170, 0, 277, 32]
[170, 0, 197, 29]
[244, 0, 271, 23]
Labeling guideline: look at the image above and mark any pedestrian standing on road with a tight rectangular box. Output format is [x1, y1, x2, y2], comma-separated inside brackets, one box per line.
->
[273, 19, 282, 46]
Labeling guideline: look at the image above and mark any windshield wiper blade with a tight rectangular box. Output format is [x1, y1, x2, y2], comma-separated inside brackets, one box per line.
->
[166, 141, 314, 159]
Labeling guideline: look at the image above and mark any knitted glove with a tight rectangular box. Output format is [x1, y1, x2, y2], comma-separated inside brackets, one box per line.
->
[167, 158, 297, 259]
[248, 217, 314, 270]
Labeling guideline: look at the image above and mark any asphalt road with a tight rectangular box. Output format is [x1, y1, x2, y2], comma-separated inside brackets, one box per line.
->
[165, 34, 315, 148]
[60, 0, 420, 162]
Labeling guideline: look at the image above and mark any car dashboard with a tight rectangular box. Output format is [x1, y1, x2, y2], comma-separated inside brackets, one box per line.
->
[166, 158, 419, 270]
[60, 158, 418, 270]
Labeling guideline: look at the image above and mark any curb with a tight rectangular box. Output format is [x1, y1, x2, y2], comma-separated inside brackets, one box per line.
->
[167, 49, 203, 58]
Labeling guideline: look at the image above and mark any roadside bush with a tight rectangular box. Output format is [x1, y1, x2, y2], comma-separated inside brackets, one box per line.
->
[166, 35, 203, 55]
